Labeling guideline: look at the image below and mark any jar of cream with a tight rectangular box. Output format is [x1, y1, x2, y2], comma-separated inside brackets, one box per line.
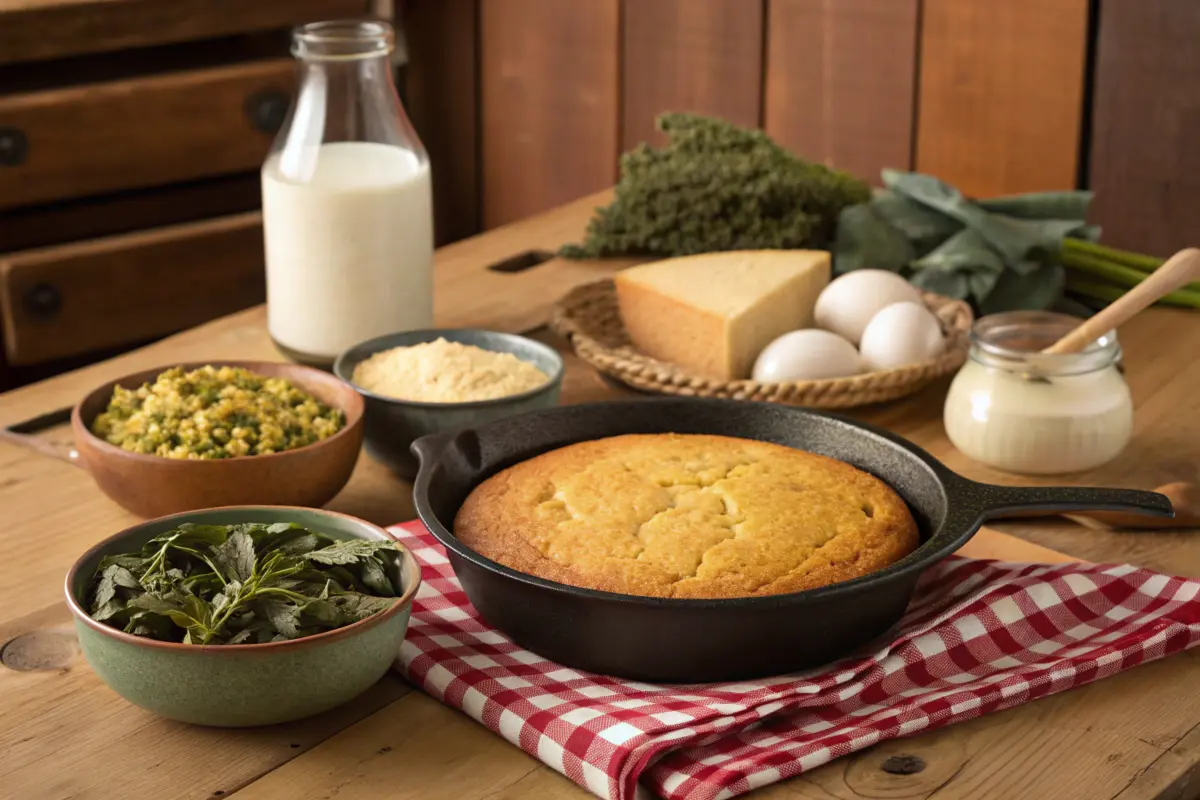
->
[943, 311, 1133, 475]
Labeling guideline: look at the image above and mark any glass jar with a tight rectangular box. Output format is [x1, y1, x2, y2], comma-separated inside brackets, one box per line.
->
[262, 19, 433, 367]
[943, 311, 1133, 475]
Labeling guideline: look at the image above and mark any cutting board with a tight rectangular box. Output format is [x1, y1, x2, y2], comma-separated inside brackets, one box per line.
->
[956, 526, 1079, 563]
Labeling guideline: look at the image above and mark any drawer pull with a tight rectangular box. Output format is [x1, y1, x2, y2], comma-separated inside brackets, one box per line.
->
[22, 283, 61, 318]
[244, 89, 290, 135]
[0, 127, 28, 167]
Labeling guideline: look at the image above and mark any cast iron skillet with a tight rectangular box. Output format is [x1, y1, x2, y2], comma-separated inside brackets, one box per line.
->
[411, 398, 1172, 683]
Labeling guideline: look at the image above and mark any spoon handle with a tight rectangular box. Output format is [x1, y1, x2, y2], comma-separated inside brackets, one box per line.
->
[1043, 247, 1200, 355]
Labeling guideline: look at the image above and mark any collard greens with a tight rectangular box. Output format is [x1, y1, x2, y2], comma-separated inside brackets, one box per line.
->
[87, 522, 401, 645]
[834, 170, 1100, 313]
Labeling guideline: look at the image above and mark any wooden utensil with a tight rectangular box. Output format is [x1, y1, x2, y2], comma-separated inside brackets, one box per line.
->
[1043, 247, 1200, 355]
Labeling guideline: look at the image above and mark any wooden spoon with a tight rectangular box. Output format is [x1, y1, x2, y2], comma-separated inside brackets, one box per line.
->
[1043, 247, 1200, 355]
[997, 481, 1200, 529]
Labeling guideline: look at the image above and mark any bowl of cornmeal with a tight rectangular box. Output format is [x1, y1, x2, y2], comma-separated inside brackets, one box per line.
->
[333, 329, 564, 479]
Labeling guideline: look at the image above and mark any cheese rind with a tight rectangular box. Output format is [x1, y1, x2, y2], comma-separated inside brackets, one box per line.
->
[614, 250, 831, 380]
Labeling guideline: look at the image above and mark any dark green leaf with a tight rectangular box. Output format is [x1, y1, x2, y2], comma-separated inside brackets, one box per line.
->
[166, 594, 215, 644]
[832, 203, 914, 275]
[909, 269, 969, 299]
[92, 598, 127, 622]
[124, 609, 176, 641]
[979, 262, 1066, 314]
[358, 556, 396, 597]
[910, 228, 1006, 275]
[128, 592, 182, 615]
[271, 532, 325, 556]
[305, 539, 398, 566]
[300, 598, 346, 627]
[98, 553, 146, 571]
[978, 191, 1092, 221]
[154, 524, 229, 548]
[215, 531, 256, 583]
[870, 190, 960, 253]
[967, 270, 1001, 304]
[256, 599, 301, 639]
[332, 593, 397, 622]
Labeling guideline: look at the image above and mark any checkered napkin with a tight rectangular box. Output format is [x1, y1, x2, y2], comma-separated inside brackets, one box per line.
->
[390, 521, 1200, 800]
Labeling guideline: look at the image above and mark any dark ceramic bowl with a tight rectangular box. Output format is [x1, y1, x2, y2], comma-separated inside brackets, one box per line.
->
[72, 361, 364, 518]
[333, 329, 564, 480]
[65, 506, 421, 727]
[411, 398, 1173, 682]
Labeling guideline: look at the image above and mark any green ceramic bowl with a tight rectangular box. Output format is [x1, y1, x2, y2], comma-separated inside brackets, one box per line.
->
[64, 506, 422, 727]
[333, 328, 564, 480]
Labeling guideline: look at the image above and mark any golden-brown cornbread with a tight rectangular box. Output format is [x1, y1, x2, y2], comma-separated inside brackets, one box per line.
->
[453, 433, 919, 599]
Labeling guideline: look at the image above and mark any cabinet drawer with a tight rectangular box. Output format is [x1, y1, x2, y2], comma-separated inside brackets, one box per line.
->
[0, 60, 293, 209]
[0, 212, 265, 365]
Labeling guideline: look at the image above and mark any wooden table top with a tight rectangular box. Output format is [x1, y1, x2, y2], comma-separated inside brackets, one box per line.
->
[2, 191, 1199, 800]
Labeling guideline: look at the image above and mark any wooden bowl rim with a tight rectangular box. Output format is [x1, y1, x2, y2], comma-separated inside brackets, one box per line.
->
[64, 505, 421, 654]
[72, 360, 365, 468]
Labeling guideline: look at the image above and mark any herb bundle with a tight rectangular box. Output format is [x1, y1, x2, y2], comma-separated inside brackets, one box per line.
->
[560, 113, 871, 259]
[88, 522, 401, 645]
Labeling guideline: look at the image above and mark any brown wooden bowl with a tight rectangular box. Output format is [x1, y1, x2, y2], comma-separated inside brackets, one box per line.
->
[71, 361, 364, 518]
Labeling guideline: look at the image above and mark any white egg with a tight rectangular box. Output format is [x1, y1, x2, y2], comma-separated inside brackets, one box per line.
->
[859, 301, 945, 372]
[752, 329, 861, 382]
[814, 270, 923, 345]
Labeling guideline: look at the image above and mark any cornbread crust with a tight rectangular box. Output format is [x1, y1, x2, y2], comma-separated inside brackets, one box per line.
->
[453, 434, 919, 599]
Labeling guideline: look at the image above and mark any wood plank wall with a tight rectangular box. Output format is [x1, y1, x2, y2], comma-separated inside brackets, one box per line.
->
[764, 0, 919, 187]
[1088, 0, 1200, 256]
[404, 0, 1195, 257]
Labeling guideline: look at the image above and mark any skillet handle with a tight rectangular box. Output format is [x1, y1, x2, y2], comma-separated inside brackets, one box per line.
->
[965, 482, 1175, 523]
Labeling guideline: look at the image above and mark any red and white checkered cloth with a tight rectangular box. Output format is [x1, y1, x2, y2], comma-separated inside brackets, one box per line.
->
[390, 520, 1200, 800]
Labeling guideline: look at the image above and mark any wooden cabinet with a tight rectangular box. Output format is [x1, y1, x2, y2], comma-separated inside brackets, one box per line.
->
[0, 0, 372, 387]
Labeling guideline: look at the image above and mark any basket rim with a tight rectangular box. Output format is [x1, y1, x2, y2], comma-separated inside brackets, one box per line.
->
[550, 278, 974, 408]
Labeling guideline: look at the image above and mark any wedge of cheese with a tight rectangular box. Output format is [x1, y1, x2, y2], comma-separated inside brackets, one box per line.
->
[614, 250, 831, 380]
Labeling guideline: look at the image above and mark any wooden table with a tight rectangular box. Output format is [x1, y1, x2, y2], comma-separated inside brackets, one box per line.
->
[2, 192, 1199, 800]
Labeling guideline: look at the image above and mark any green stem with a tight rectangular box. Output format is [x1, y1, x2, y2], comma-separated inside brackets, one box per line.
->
[1064, 278, 1124, 303]
[1062, 237, 1164, 272]
[254, 587, 312, 603]
[171, 545, 227, 587]
[1060, 252, 1200, 304]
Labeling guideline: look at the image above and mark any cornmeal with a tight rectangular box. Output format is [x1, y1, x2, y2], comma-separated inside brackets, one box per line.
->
[351, 338, 549, 403]
[454, 433, 919, 599]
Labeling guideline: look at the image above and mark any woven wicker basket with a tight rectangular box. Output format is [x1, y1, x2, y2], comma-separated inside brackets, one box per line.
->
[550, 279, 974, 409]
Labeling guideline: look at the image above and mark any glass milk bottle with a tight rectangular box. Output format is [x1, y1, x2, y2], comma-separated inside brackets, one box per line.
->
[262, 19, 433, 366]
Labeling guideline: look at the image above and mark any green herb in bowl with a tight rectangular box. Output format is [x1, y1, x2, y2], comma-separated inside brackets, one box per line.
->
[67, 507, 420, 727]
[88, 521, 400, 645]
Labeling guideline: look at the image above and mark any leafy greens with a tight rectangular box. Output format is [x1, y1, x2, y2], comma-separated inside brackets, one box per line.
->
[87, 522, 401, 645]
[834, 169, 1100, 314]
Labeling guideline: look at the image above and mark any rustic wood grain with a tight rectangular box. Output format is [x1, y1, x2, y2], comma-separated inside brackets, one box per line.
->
[0, 212, 266, 365]
[0, 59, 292, 209]
[1, 190, 1199, 799]
[621, 0, 764, 150]
[403, 0, 481, 246]
[915, 0, 1090, 197]
[0, 0, 370, 65]
[0, 173, 262, 254]
[764, 0, 919, 184]
[1088, 0, 1200, 257]
[479, 0, 620, 227]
